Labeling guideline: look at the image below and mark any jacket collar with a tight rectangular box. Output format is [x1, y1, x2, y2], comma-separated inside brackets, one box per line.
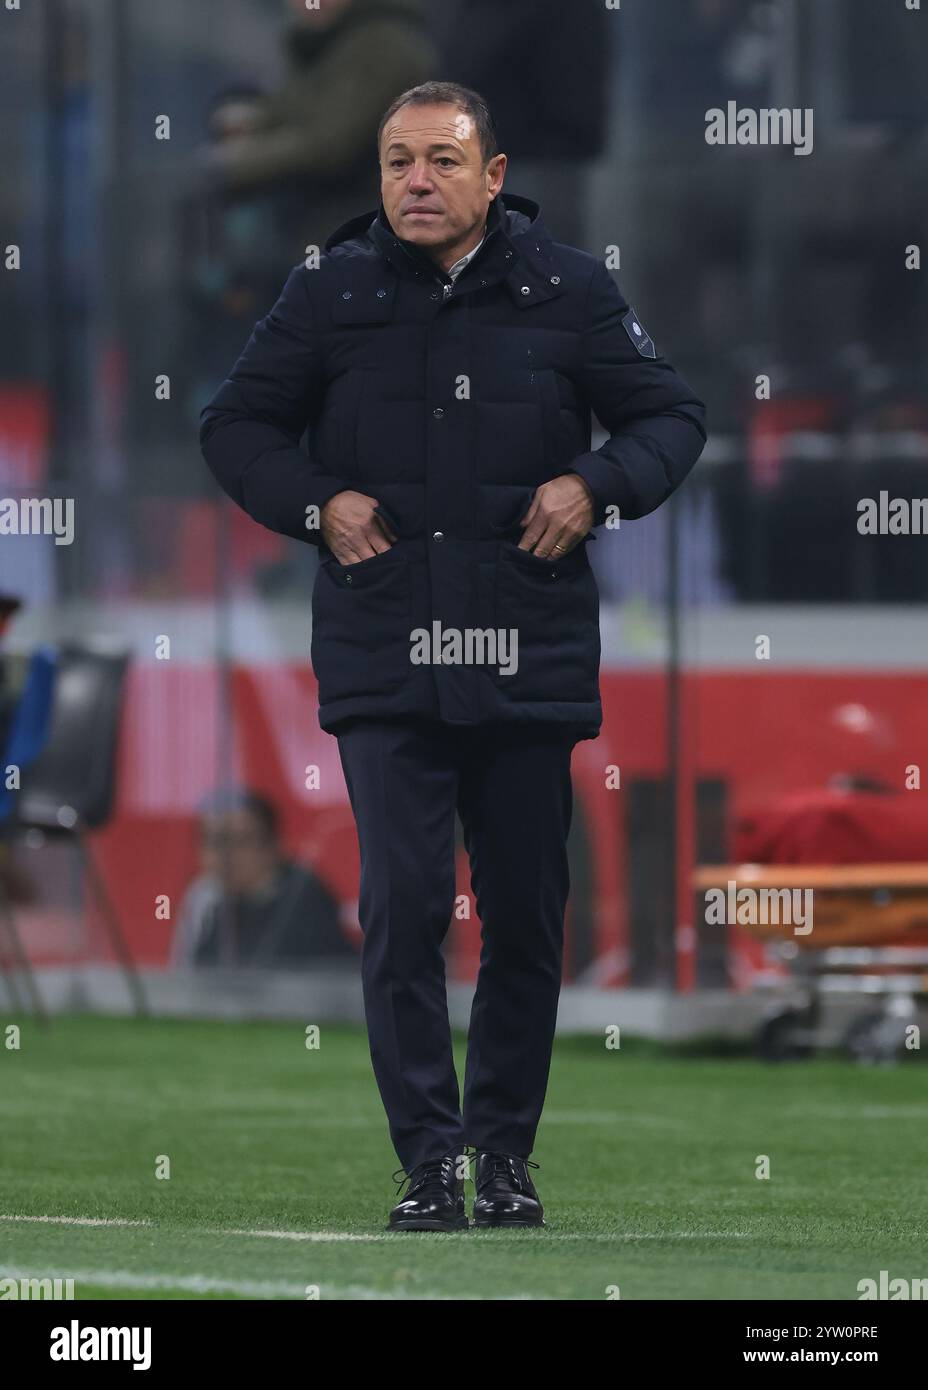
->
[325, 193, 565, 308]
[368, 189, 512, 282]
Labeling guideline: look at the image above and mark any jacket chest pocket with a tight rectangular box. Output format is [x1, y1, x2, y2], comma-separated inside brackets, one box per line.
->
[488, 540, 600, 704]
[311, 550, 411, 704]
[331, 282, 396, 327]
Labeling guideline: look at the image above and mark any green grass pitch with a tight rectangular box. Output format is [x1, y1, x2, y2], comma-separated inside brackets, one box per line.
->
[1, 1015, 925, 1300]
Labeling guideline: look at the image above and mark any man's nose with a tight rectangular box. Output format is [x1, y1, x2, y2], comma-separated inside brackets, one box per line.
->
[407, 162, 435, 191]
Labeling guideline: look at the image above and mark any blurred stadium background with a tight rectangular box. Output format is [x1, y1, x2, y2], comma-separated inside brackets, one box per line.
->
[1, 0, 927, 1054]
[3, 0, 928, 1306]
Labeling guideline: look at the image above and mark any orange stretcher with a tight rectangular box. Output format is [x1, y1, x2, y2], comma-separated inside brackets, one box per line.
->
[692, 863, 928, 948]
[691, 863, 928, 1060]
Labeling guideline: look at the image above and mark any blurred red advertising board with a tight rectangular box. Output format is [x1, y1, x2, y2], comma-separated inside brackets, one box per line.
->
[0, 384, 49, 489]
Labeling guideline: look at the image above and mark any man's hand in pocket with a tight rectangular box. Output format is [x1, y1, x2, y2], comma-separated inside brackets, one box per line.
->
[320, 491, 397, 565]
[518, 474, 595, 557]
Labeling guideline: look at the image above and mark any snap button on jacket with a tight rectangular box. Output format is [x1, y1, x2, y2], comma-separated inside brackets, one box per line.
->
[200, 193, 708, 739]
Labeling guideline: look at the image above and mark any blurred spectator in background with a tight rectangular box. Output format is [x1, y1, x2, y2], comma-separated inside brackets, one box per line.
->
[444, 0, 609, 248]
[183, 82, 289, 419]
[171, 788, 355, 969]
[185, 0, 437, 476]
[199, 0, 437, 258]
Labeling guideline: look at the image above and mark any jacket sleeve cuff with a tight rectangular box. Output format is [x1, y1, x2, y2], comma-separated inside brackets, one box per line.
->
[567, 453, 631, 529]
[237, 452, 353, 545]
[304, 475, 353, 543]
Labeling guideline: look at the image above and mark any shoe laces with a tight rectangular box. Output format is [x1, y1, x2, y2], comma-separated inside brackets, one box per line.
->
[391, 1153, 460, 1198]
[477, 1150, 540, 1191]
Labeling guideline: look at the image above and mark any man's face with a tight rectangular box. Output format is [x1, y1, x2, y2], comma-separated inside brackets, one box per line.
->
[379, 102, 506, 256]
[200, 807, 277, 895]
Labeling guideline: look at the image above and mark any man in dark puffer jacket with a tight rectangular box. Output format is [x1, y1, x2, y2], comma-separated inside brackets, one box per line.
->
[201, 80, 707, 1231]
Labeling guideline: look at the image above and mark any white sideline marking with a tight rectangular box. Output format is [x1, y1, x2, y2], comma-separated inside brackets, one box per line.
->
[219, 1228, 391, 1242]
[0, 1214, 751, 1242]
[801, 1106, 928, 1120]
[0, 1267, 537, 1300]
[0, 1266, 307, 1299]
[0, 1215, 152, 1228]
[218, 1227, 751, 1242]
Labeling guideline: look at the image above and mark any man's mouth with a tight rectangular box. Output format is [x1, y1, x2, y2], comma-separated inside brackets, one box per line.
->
[404, 208, 442, 216]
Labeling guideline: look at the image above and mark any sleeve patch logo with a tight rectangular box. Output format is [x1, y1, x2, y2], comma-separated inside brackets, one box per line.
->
[622, 307, 657, 358]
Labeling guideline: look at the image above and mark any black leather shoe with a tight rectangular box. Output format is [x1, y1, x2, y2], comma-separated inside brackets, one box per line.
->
[388, 1153, 468, 1232]
[472, 1151, 545, 1227]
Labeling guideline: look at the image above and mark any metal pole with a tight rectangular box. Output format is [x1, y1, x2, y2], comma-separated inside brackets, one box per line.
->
[42, 0, 66, 489]
[667, 492, 683, 991]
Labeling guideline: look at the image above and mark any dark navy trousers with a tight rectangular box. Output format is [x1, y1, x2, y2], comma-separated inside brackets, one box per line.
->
[336, 716, 579, 1172]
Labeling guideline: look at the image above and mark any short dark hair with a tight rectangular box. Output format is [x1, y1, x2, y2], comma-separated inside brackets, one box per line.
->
[240, 791, 279, 843]
[377, 81, 498, 168]
[198, 787, 280, 844]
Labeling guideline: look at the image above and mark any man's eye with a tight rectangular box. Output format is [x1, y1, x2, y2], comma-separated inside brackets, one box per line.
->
[437, 158, 455, 167]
